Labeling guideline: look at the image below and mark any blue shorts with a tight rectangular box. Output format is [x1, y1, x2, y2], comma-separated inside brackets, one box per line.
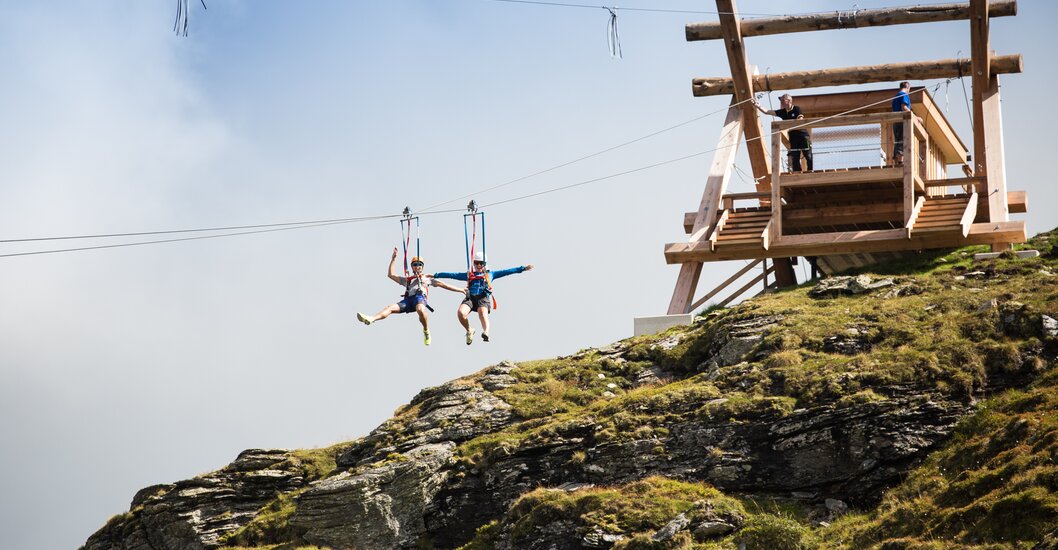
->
[398, 294, 427, 313]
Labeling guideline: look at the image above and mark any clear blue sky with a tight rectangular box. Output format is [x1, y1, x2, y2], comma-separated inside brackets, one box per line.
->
[1, 2, 1054, 548]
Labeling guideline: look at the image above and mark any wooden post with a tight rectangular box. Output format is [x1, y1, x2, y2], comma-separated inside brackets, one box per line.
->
[982, 77, 1009, 224]
[667, 262, 704, 314]
[716, 0, 771, 189]
[771, 121, 783, 239]
[688, 100, 743, 241]
[903, 112, 915, 226]
[970, 0, 1010, 249]
[668, 100, 745, 315]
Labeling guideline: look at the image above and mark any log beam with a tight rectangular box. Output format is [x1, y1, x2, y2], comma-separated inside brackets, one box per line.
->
[687, 1, 1017, 42]
[716, 0, 771, 189]
[692, 55, 1022, 97]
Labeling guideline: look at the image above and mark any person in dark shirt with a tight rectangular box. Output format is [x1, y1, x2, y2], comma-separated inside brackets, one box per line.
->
[754, 94, 813, 172]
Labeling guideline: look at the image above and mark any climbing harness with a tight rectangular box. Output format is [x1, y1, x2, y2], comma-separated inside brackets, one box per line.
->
[463, 201, 497, 309]
[400, 207, 433, 312]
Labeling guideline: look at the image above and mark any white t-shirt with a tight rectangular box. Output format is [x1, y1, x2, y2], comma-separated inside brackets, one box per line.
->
[404, 274, 433, 296]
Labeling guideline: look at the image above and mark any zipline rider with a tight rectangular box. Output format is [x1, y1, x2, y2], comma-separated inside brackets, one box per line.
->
[434, 253, 534, 345]
[357, 248, 465, 346]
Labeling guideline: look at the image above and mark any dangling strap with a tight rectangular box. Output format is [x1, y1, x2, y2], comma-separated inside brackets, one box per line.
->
[480, 210, 487, 267]
[467, 212, 478, 281]
[400, 218, 411, 278]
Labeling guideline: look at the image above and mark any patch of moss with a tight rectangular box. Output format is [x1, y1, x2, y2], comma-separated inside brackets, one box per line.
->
[221, 491, 304, 548]
[457, 476, 745, 549]
[736, 513, 819, 550]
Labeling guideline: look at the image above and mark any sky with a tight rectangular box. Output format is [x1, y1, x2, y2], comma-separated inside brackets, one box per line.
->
[0, 2, 1054, 548]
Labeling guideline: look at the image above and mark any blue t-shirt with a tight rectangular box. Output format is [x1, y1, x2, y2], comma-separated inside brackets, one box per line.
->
[434, 266, 527, 296]
[892, 90, 911, 113]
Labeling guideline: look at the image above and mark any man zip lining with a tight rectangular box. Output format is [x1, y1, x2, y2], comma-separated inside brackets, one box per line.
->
[356, 211, 465, 346]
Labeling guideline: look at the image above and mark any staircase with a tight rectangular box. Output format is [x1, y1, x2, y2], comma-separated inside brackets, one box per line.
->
[712, 207, 770, 249]
[911, 193, 977, 236]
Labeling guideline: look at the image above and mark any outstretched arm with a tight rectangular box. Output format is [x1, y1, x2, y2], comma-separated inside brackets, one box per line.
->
[491, 265, 534, 280]
[387, 247, 405, 285]
[431, 278, 467, 294]
[433, 271, 469, 281]
[751, 99, 774, 116]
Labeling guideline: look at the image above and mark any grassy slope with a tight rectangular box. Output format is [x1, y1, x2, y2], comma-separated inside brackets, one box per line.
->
[453, 231, 1058, 549]
[224, 230, 1058, 549]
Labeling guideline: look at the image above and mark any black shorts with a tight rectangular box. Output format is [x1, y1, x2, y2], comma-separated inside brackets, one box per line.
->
[462, 294, 491, 312]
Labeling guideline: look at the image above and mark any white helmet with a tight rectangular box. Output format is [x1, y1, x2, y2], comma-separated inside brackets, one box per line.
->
[473, 252, 487, 264]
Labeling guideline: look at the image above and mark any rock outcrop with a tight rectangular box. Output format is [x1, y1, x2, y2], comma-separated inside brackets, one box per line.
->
[83, 450, 311, 550]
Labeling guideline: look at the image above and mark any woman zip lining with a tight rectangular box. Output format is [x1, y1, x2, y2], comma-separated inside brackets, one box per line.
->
[356, 209, 466, 346]
[432, 201, 534, 345]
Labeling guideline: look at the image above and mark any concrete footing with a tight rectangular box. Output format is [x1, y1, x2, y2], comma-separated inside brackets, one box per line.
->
[634, 314, 694, 337]
[973, 249, 1040, 261]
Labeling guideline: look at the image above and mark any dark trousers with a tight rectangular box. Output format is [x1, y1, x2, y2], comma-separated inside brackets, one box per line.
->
[788, 135, 813, 172]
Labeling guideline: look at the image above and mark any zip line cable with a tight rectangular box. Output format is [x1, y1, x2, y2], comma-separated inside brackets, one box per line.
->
[1, 215, 406, 244]
[6, 101, 747, 246]
[417, 96, 757, 214]
[0, 216, 398, 259]
[2, 82, 953, 259]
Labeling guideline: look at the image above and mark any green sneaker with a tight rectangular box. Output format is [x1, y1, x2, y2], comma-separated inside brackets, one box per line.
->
[424, 330, 431, 346]
[465, 327, 475, 345]
[357, 312, 372, 325]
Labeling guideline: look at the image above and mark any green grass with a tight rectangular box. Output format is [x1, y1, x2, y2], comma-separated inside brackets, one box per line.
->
[457, 476, 746, 549]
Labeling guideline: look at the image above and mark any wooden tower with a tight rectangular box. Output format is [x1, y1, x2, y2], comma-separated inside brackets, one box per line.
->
[666, 0, 1027, 315]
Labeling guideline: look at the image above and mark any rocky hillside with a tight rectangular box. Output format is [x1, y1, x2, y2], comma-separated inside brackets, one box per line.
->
[83, 230, 1058, 550]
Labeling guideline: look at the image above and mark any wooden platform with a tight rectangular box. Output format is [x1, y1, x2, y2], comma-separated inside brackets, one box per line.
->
[666, 221, 1025, 263]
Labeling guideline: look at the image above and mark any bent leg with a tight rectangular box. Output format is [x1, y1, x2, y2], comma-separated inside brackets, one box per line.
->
[416, 303, 429, 330]
[457, 304, 472, 330]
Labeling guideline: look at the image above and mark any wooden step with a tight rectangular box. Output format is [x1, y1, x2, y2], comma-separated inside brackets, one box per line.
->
[913, 225, 962, 233]
[718, 233, 765, 241]
[921, 202, 970, 211]
[914, 221, 963, 229]
[919, 210, 966, 218]
[719, 228, 767, 237]
[714, 237, 764, 247]
[922, 199, 971, 207]
[723, 220, 768, 227]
